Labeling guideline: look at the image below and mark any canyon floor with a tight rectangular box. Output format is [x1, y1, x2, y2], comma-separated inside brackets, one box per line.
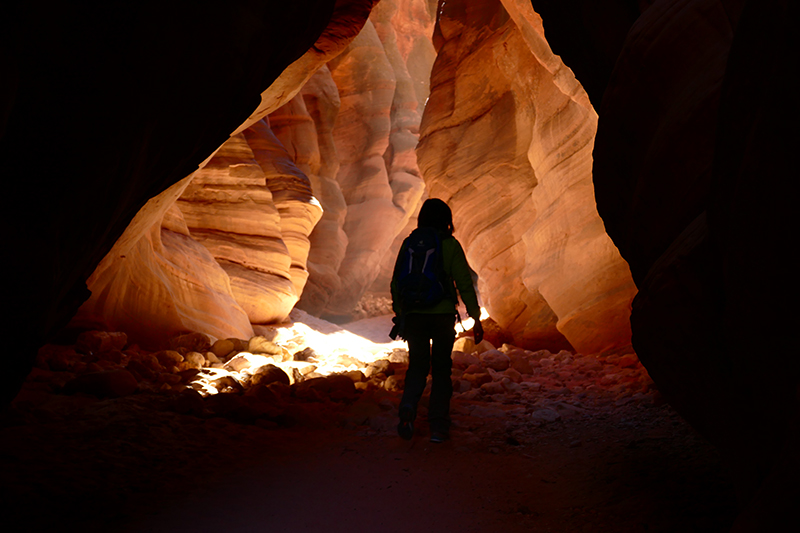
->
[2, 315, 739, 533]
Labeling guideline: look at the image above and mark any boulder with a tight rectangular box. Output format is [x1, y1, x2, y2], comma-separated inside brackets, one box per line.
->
[75, 331, 128, 354]
[62, 369, 138, 398]
[480, 350, 511, 371]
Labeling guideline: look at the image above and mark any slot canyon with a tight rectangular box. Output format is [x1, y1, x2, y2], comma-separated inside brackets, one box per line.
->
[1, 0, 796, 531]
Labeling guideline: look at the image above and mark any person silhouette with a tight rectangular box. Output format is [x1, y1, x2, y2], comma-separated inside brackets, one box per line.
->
[391, 198, 483, 443]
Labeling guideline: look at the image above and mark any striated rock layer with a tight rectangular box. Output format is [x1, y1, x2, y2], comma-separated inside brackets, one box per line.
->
[66, 1, 379, 347]
[2, 0, 355, 401]
[296, 0, 437, 318]
[417, 0, 637, 353]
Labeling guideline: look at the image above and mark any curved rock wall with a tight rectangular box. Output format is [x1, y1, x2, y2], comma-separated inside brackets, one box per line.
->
[69, 0, 434, 340]
[69, 177, 255, 347]
[531, 0, 798, 524]
[66, 1, 378, 347]
[296, 0, 436, 318]
[2, 0, 352, 401]
[417, 0, 637, 353]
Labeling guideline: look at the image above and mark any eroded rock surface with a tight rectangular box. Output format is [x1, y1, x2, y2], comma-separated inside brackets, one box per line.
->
[294, 0, 436, 318]
[67, 1, 379, 346]
[533, 0, 798, 525]
[417, 0, 637, 353]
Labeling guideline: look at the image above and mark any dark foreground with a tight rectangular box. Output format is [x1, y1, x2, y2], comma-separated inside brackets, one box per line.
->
[2, 382, 737, 533]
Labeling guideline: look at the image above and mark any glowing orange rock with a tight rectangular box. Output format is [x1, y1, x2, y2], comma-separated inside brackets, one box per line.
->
[417, 0, 637, 353]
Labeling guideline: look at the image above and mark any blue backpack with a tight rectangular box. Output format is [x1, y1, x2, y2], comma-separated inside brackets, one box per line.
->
[395, 227, 449, 311]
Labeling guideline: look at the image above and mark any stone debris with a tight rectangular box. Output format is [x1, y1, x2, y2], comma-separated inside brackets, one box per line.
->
[27, 322, 658, 436]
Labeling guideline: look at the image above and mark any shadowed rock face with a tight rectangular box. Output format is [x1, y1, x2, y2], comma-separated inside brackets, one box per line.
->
[417, 0, 638, 353]
[0, 0, 372, 402]
[532, 0, 798, 523]
[71, 0, 430, 342]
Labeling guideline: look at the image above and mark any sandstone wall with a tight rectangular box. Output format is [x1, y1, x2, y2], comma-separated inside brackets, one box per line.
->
[296, 0, 436, 318]
[3, 0, 351, 400]
[417, 0, 637, 353]
[66, 1, 378, 348]
[530, 0, 798, 524]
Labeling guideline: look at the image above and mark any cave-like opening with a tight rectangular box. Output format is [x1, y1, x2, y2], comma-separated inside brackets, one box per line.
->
[2, 0, 796, 531]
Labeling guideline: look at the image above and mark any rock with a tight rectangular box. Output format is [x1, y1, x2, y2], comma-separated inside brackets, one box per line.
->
[530, 408, 561, 423]
[464, 364, 482, 374]
[327, 374, 358, 401]
[37, 345, 78, 372]
[418, 0, 636, 352]
[335, 353, 366, 368]
[224, 353, 277, 372]
[211, 339, 235, 359]
[452, 350, 480, 369]
[453, 337, 495, 355]
[365, 359, 391, 378]
[168, 332, 212, 353]
[75, 331, 128, 354]
[245, 383, 283, 405]
[125, 360, 154, 381]
[211, 375, 244, 394]
[341, 370, 366, 383]
[294, 377, 332, 399]
[184, 351, 206, 370]
[509, 354, 533, 375]
[250, 364, 291, 387]
[177, 128, 318, 325]
[502, 378, 522, 394]
[502, 367, 523, 383]
[462, 373, 493, 388]
[480, 350, 511, 371]
[248, 336, 283, 356]
[98, 349, 124, 364]
[293, 347, 317, 362]
[154, 350, 183, 369]
[480, 381, 505, 395]
[454, 379, 472, 393]
[383, 374, 404, 392]
[529, 350, 552, 360]
[388, 348, 409, 364]
[205, 351, 222, 364]
[617, 353, 639, 368]
[62, 369, 138, 398]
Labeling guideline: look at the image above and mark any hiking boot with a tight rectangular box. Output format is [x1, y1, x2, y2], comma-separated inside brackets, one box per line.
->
[430, 430, 448, 443]
[397, 419, 414, 440]
[397, 404, 415, 440]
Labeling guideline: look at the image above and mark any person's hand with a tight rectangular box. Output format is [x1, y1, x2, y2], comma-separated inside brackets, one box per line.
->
[472, 320, 484, 345]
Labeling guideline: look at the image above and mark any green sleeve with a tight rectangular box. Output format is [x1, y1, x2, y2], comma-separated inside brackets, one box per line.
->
[446, 237, 481, 320]
[390, 243, 404, 315]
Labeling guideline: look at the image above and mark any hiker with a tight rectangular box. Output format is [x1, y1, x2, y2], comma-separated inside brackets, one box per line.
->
[390, 198, 483, 443]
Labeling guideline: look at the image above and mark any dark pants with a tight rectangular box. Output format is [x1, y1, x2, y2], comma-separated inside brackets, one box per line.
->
[400, 313, 456, 432]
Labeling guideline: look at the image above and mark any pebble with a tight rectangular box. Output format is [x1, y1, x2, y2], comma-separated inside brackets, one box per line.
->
[224, 353, 276, 372]
[480, 350, 511, 371]
[531, 409, 561, 422]
[248, 336, 282, 356]
[168, 332, 211, 354]
[211, 339, 235, 359]
[75, 331, 128, 355]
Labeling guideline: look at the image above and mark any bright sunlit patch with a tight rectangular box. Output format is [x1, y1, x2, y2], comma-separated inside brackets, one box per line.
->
[455, 307, 490, 334]
[190, 307, 491, 396]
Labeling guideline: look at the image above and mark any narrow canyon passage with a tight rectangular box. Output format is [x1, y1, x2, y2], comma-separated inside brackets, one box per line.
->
[2, 1, 795, 531]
